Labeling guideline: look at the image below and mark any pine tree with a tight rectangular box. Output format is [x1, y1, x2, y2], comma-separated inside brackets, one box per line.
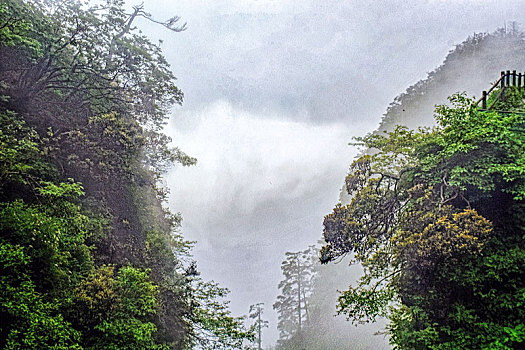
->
[249, 303, 269, 350]
[273, 246, 317, 349]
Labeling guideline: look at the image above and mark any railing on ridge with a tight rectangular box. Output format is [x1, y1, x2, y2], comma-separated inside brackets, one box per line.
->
[474, 70, 525, 110]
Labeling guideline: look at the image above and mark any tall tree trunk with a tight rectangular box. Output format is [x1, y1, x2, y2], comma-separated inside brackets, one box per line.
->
[257, 306, 262, 350]
[297, 260, 302, 332]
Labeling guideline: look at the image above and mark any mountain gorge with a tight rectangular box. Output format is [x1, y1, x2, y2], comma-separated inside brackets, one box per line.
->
[1, 1, 525, 349]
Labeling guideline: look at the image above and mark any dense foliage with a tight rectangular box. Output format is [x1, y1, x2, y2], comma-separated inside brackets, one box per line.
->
[0, 0, 253, 348]
[321, 90, 525, 349]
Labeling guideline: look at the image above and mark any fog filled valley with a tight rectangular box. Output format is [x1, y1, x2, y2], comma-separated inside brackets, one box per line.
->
[1, 1, 525, 349]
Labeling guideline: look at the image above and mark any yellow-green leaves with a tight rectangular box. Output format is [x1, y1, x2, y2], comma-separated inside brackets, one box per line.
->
[322, 89, 525, 349]
[396, 208, 492, 270]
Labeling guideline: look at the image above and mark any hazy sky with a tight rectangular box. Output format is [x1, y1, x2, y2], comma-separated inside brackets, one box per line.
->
[136, 0, 524, 346]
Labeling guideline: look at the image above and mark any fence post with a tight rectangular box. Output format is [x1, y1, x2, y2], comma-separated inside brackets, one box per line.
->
[501, 71, 506, 88]
[506, 70, 511, 86]
[513, 70, 517, 86]
[482, 91, 487, 109]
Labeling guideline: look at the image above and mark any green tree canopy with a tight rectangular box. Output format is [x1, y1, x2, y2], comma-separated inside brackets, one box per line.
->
[0, 1, 252, 349]
[321, 91, 525, 349]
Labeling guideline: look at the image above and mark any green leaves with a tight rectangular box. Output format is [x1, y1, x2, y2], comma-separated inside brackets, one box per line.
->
[0, 0, 42, 51]
[37, 181, 84, 198]
[424, 94, 525, 199]
[0, 111, 43, 189]
[0, 219, 86, 349]
[73, 265, 166, 350]
[190, 279, 255, 349]
[116, 266, 158, 317]
[337, 284, 395, 324]
[1, 278, 82, 350]
[1, 0, 183, 128]
[322, 90, 525, 349]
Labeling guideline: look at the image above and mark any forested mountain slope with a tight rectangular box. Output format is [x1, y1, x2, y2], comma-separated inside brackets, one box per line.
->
[0, 1, 253, 349]
[275, 28, 525, 350]
[322, 88, 525, 349]
[379, 26, 525, 132]
[340, 27, 525, 204]
[320, 31, 525, 350]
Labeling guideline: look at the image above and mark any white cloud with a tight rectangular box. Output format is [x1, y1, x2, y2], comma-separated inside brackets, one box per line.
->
[141, 0, 525, 127]
[166, 100, 358, 236]
[165, 101, 362, 344]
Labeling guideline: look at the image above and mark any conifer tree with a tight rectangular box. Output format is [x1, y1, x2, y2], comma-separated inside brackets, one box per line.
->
[273, 246, 318, 349]
[249, 303, 269, 350]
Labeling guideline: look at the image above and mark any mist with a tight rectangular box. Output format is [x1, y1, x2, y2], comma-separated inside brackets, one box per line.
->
[134, 0, 525, 347]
